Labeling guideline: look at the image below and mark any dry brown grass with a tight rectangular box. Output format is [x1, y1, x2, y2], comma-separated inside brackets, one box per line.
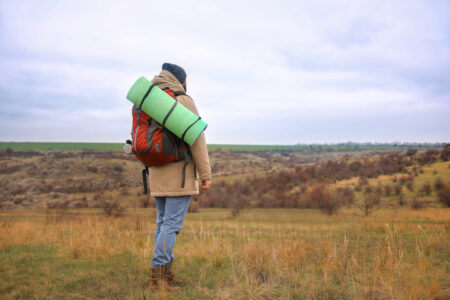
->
[1, 208, 448, 299]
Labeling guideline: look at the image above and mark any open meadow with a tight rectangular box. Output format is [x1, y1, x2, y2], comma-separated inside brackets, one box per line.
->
[0, 144, 449, 299]
[0, 208, 449, 299]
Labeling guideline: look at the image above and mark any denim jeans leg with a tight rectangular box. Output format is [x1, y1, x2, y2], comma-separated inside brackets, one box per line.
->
[154, 197, 166, 244]
[152, 195, 191, 267]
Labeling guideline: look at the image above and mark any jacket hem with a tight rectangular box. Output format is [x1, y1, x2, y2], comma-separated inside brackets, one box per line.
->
[151, 190, 199, 197]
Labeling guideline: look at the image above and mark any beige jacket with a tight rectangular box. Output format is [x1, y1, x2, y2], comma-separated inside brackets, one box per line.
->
[149, 70, 212, 196]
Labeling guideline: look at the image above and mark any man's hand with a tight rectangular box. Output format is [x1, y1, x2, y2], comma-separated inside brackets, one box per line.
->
[201, 180, 211, 191]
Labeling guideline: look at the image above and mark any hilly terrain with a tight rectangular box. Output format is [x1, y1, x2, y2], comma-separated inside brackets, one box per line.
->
[0, 144, 449, 299]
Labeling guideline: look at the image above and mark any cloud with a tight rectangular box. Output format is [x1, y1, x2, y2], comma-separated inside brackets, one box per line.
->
[0, 0, 449, 143]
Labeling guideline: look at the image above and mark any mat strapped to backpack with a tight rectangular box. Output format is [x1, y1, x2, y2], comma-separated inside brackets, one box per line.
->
[126, 76, 208, 146]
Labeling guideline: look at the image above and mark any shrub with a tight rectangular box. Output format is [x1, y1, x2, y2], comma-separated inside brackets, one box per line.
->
[361, 186, 380, 216]
[411, 197, 423, 209]
[405, 180, 414, 192]
[405, 148, 417, 156]
[375, 184, 383, 195]
[419, 149, 438, 165]
[45, 200, 70, 223]
[87, 166, 98, 173]
[98, 192, 126, 217]
[383, 184, 392, 197]
[394, 184, 403, 195]
[434, 177, 444, 191]
[309, 186, 343, 215]
[437, 184, 450, 207]
[188, 201, 200, 213]
[399, 175, 413, 186]
[358, 176, 368, 186]
[114, 165, 124, 173]
[139, 195, 151, 208]
[321, 191, 343, 215]
[335, 186, 354, 207]
[418, 182, 432, 196]
[229, 192, 245, 218]
[397, 193, 405, 206]
[230, 206, 240, 218]
[439, 146, 450, 161]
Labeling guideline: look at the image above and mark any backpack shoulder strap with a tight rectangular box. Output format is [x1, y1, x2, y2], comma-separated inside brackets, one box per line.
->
[161, 87, 190, 99]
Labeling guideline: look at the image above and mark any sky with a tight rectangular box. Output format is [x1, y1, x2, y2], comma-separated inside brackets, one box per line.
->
[0, 0, 449, 144]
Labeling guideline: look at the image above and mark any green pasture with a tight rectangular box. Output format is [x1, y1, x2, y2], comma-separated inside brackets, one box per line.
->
[0, 142, 123, 151]
[0, 142, 445, 152]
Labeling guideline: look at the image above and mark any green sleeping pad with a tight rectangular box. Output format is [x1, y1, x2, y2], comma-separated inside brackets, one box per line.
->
[126, 76, 208, 146]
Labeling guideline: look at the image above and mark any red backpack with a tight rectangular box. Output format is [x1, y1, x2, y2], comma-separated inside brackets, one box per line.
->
[130, 87, 192, 191]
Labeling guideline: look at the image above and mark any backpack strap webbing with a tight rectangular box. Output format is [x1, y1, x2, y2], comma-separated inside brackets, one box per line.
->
[180, 143, 191, 188]
[160, 88, 185, 129]
[139, 84, 156, 109]
[181, 116, 202, 142]
[161, 102, 178, 128]
[142, 166, 149, 194]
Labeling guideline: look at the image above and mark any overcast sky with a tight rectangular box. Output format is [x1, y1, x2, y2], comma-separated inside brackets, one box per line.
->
[0, 0, 449, 144]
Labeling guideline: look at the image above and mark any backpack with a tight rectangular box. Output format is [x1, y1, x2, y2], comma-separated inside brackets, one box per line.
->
[130, 87, 192, 192]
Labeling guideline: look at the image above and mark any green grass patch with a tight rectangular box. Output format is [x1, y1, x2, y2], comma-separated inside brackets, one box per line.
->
[0, 142, 123, 151]
[0, 245, 148, 299]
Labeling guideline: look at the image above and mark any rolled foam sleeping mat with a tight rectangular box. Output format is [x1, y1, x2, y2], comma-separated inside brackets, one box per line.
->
[126, 76, 208, 146]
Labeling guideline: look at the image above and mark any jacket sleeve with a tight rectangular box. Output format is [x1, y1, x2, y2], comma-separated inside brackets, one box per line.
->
[178, 95, 212, 181]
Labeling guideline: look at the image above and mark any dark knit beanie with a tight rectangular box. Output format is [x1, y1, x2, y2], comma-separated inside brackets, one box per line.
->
[162, 63, 186, 84]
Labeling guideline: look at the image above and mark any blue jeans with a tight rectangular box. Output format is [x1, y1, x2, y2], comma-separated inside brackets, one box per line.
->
[152, 195, 191, 267]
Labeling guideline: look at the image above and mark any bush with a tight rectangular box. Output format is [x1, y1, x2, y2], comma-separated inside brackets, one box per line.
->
[358, 176, 368, 186]
[335, 186, 354, 207]
[434, 177, 444, 191]
[437, 185, 450, 207]
[399, 175, 413, 186]
[405, 180, 414, 192]
[418, 182, 432, 196]
[308, 186, 343, 215]
[439, 145, 450, 161]
[383, 184, 392, 197]
[405, 148, 418, 156]
[419, 149, 438, 165]
[98, 192, 126, 217]
[113, 164, 124, 173]
[394, 184, 403, 195]
[188, 201, 200, 213]
[230, 206, 240, 218]
[411, 197, 423, 209]
[361, 186, 380, 216]
[139, 195, 151, 208]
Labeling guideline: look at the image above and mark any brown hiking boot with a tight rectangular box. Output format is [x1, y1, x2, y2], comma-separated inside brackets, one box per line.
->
[147, 266, 164, 290]
[164, 262, 183, 286]
[147, 265, 180, 291]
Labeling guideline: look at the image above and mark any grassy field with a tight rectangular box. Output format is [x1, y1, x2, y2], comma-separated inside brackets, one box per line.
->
[0, 142, 124, 151]
[0, 208, 449, 299]
[0, 142, 445, 152]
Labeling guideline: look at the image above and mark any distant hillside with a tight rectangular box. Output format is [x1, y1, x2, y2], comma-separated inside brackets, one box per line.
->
[1, 145, 449, 211]
[0, 142, 446, 152]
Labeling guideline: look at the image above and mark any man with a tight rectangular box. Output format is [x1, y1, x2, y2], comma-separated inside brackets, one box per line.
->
[147, 63, 212, 290]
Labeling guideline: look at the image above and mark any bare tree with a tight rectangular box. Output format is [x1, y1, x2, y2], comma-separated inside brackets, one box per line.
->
[360, 186, 381, 216]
